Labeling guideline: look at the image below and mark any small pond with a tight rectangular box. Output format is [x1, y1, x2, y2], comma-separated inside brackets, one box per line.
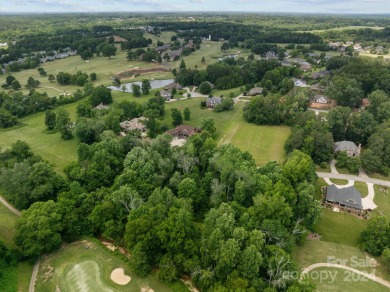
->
[107, 79, 174, 93]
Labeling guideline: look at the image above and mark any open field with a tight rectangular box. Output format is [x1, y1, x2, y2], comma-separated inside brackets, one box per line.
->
[314, 208, 367, 247]
[219, 121, 290, 166]
[0, 102, 79, 173]
[296, 26, 385, 33]
[372, 185, 390, 217]
[309, 267, 389, 292]
[0, 200, 18, 249]
[36, 239, 172, 292]
[293, 240, 390, 282]
[164, 98, 290, 165]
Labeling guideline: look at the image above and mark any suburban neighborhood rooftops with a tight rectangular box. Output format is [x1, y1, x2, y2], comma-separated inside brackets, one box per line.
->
[326, 184, 363, 210]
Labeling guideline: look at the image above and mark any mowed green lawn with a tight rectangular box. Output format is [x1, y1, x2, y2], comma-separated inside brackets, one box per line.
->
[314, 208, 367, 247]
[0, 102, 79, 173]
[164, 98, 290, 166]
[36, 239, 172, 292]
[308, 267, 389, 292]
[0, 201, 18, 249]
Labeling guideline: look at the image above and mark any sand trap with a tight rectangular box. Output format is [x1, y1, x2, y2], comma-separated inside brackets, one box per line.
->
[141, 287, 155, 292]
[111, 268, 131, 285]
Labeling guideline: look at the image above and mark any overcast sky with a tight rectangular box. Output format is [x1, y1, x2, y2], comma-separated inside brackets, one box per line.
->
[1, 0, 390, 14]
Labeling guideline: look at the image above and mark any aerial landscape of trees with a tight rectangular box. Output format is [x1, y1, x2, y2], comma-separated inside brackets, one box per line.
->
[1, 11, 390, 291]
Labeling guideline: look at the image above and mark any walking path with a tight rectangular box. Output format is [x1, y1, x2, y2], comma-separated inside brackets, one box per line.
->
[0, 196, 20, 216]
[301, 263, 390, 288]
[0, 196, 39, 292]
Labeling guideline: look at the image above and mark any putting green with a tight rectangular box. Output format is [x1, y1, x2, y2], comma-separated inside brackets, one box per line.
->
[61, 260, 115, 292]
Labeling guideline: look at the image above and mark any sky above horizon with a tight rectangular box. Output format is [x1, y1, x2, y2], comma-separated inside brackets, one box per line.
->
[0, 0, 390, 14]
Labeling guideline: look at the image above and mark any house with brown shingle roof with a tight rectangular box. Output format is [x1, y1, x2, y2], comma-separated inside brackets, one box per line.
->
[166, 125, 201, 139]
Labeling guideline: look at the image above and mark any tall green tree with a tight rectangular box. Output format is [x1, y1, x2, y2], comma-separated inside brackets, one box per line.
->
[183, 107, 191, 121]
[171, 108, 183, 127]
[56, 108, 73, 140]
[141, 79, 151, 95]
[101, 44, 117, 59]
[15, 200, 63, 258]
[45, 110, 56, 131]
[132, 84, 141, 97]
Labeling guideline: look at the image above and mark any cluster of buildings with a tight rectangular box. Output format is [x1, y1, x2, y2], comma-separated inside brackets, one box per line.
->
[328, 41, 387, 54]
[1, 47, 77, 72]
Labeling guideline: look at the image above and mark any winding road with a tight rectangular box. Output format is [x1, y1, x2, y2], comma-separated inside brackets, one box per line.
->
[301, 263, 390, 288]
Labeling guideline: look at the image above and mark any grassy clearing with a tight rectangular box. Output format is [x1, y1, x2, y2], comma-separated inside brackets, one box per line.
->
[372, 185, 390, 217]
[36, 239, 172, 292]
[309, 267, 389, 292]
[315, 178, 328, 200]
[164, 98, 290, 165]
[314, 208, 366, 247]
[354, 181, 368, 198]
[17, 262, 34, 292]
[0, 200, 18, 249]
[0, 102, 79, 173]
[336, 166, 358, 176]
[329, 178, 349, 185]
[293, 240, 390, 282]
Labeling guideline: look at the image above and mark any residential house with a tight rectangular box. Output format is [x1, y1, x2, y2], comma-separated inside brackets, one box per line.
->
[120, 117, 147, 132]
[314, 95, 329, 104]
[160, 90, 173, 101]
[309, 83, 325, 93]
[265, 51, 277, 59]
[300, 62, 312, 72]
[292, 78, 307, 87]
[249, 87, 263, 96]
[326, 184, 363, 210]
[206, 97, 222, 108]
[169, 50, 182, 61]
[164, 82, 183, 91]
[166, 125, 201, 139]
[334, 141, 361, 157]
[361, 98, 370, 110]
[155, 44, 171, 53]
[309, 70, 330, 80]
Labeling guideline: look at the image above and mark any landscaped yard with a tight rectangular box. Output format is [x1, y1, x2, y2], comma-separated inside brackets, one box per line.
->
[314, 208, 367, 247]
[35, 239, 173, 292]
[372, 185, 390, 216]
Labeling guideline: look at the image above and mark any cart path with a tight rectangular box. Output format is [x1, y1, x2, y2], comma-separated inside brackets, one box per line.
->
[301, 263, 390, 288]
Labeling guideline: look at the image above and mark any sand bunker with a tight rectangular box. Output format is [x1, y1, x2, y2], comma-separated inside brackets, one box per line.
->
[141, 287, 155, 292]
[110, 268, 131, 285]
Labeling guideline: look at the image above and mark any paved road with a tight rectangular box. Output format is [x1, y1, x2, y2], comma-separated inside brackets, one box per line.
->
[317, 172, 390, 187]
[301, 263, 390, 288]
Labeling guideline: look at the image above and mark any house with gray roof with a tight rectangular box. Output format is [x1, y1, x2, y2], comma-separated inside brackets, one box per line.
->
[326, 185, 363, 210]
[334, 141, 360, 157]
[249, 87, 263, 96]
[206, 97, 222, 108]
[160, 90, 172, 101]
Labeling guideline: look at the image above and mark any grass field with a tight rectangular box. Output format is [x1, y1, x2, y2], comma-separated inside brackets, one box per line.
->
[0, 201, 18, 249]
[314, 208, 367, 247]
[0, 199, 33, 292]
[293, 240, 390, 282]
[309, 267, 389, 292]
[164, 98, 290, 165]
[372, 185, 390, 217]
[36, 239, 172, 292]
[354, 181, 369, 198]
[0, 102, 79, 173]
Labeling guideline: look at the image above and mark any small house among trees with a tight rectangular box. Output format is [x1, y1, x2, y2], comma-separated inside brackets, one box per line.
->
[206, 97, 222, 108]
[249, 87, 263, 96]
[314, 95, 329, 104]
[166, 125, 201, 139]
[164, 82, 183, 91]
[120, 117, 147, 133]
[334, 141, 360, 157]
[160, 90, 173, 101]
